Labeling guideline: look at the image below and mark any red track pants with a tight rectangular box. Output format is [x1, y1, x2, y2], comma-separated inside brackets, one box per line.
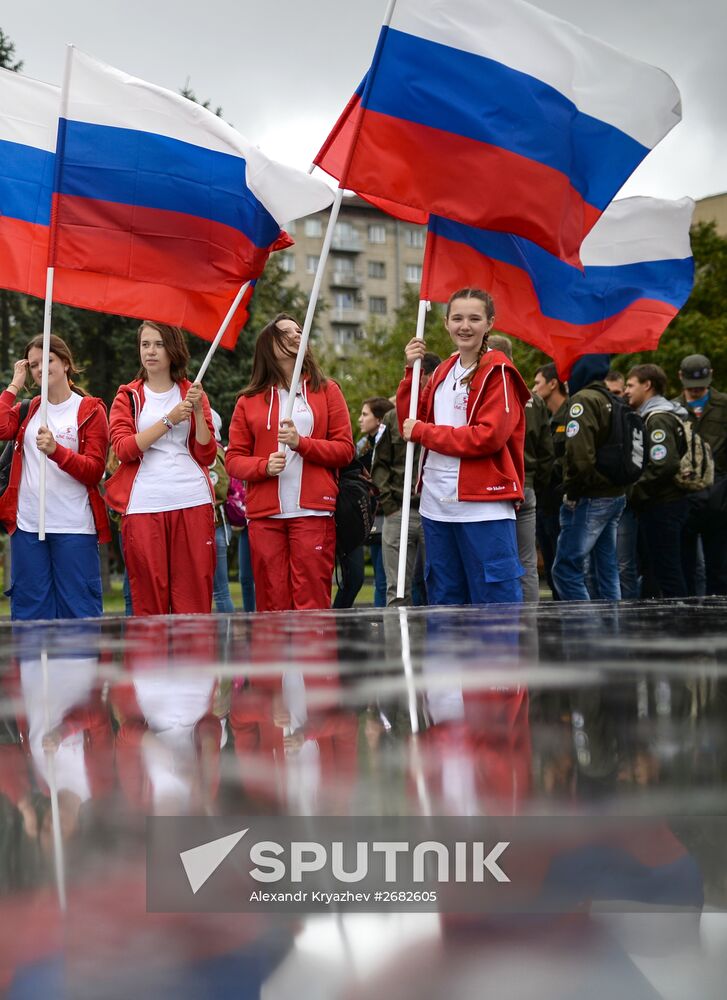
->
[122, 505, 215, 616]
[247, 515, 335, 612]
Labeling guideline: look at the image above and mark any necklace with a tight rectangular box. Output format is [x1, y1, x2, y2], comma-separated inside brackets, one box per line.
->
[452, 357, 476, 390]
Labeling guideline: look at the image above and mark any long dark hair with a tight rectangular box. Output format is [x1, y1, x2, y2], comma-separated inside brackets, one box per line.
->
[446, 288, 496, 388]
[24, 335, 89, 397]
[136, 321, 190, 383]
[240, 313, 326, 398]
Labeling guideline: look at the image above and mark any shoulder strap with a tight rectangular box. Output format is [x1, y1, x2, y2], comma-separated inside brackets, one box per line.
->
[126, 389, 136, 420]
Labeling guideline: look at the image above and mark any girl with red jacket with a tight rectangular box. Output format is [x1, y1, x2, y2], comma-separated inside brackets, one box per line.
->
[106, 322, 217, 616]
[399, 288, 531, 605]
[226, 313, 355, 611]
[0, 335, 110, 620]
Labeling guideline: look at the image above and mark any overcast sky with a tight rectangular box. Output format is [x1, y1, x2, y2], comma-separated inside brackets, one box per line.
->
[3, 0, 725, 203]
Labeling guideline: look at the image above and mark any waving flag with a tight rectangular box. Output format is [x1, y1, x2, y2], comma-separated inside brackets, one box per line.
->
[422, 198, 695, 378]
[315, 0, 681, 264]
[0, 68, 57, 299]
[45, 48, 334, 347]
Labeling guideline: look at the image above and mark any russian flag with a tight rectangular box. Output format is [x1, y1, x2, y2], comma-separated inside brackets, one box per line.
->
[315, 0, 682, 265]
[421, 197, 695, 379]
[47, 48, 334, 347]
[0, 68, 57, 300]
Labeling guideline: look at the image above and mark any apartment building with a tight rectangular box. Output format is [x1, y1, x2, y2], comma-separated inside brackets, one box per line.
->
[280, 194, 426, 353]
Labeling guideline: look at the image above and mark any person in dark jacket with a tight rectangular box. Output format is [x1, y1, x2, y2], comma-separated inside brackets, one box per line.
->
[532, 363, 569, 598]
[625, 364, 691, 598]
[674, 353, 727, 595]
[552, 355, 626, 601]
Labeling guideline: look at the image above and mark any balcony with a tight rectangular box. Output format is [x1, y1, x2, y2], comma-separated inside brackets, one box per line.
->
[329, 269, 363, 288]
[330, 307, 367, 324]
[331, 234, 363, 252]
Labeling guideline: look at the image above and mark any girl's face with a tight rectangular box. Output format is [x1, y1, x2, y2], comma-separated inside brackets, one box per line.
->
[139, 325, 171, 375]
[26, 347, 68, 388]
[273, 319, 302, 361]
[445, 297, 491, 355]
[359, 404, 379, 435]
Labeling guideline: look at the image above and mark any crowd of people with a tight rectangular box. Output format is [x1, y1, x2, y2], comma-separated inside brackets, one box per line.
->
[0, 283, 724, 621]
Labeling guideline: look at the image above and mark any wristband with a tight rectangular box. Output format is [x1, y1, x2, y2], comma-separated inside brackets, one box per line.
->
[161, 414, 173, 431]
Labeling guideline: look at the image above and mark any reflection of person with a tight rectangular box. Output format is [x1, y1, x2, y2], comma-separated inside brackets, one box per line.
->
[226, 314, 355, 611]
[399, 288, 530, 605]
[0, 335, 110, 620]
[106, 322, 217, 616]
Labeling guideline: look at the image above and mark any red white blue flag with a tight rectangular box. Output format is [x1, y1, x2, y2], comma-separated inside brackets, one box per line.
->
[421, 197, 695, 378]
[315, 0, 682, 265]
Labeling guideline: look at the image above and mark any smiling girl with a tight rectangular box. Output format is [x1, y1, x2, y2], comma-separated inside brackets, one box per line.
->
[0, 334, 110, 620]
[106, 321, 217, 616]
[398, 288, 531, 606]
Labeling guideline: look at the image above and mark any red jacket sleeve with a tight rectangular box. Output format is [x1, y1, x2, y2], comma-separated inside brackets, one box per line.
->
[0, 390, 25, 439]
[396, 367, 433, 431]
[411, 368, 522, 458]
[49, 399, 109, 486]
[189, 389, 217, 467]
[109, 388, 143, 463]
[295, 381, 355, 468]
[226, 396, 270, 482]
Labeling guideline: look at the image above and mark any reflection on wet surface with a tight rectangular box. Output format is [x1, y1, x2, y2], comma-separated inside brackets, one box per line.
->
[1, 600, 727, 998]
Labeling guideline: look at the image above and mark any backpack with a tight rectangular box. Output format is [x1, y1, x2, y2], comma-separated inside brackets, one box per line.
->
[335, 458, 378, 556]
[224, 476, 248, 527]
[590, 384, 646, 486]
[208, 445, 230, 506]
[673, 418, 715, 492]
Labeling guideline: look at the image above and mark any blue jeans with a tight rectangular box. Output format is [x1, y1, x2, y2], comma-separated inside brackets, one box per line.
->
[213, 522, 235, 613]
[370, 542, 387, 608]
[237, 528, 256, 612]
[553, 496, 626, 601]
[422, 517, 524, 606]
[8, 529, 103, 621]
[616, 504, 640, 600]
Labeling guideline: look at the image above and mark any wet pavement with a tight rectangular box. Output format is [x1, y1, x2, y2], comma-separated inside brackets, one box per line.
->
[1, 598, 727, 998]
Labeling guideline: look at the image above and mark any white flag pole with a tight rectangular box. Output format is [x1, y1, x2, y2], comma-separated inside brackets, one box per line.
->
[193, 279, 251, 384]
[396, 299, 430, 600]
[39, 45, 74, 541]
[42, 647, 67, 912]
[281, 185, 344, 425]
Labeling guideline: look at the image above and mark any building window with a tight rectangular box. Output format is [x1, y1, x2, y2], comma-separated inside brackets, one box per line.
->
[368, 260, 386, 279]
[368, 224, 386, 244]
[334, 326, 355, 346]
[306, 255, 320, 274]
[279, 253, 296, 273]
[369, 296, 387, 315]
[405, 264, 422, 284]
[332, 256, 355, 275]
[405, 228, 425, 248]
[285, 220, 296, 236]
[334, 291, 356, 311]
[305, 218, 322, 238]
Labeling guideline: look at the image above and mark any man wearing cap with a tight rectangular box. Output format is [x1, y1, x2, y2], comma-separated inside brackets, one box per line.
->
[676, 354, 727, 594]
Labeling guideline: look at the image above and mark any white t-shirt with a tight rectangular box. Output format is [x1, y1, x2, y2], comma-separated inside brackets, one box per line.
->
[419, 364, 515, 524]
[272, 387, 331, 520]
[127, 385, 212, 514]
[17, 393, 95, 534]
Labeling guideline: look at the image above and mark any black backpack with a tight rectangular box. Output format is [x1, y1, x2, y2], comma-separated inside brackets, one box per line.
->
[590, 384, 645, 486]
[335, 458, 378, 556]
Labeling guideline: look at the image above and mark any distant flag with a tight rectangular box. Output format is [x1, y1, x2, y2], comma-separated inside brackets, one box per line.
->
[0, 52, 333, 349]
[315, 0, 682, 264]
[0, 67, 57, 300]
[421, 197, 695, 379]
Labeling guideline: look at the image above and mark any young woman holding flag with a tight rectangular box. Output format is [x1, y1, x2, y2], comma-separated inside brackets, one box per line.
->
[398, 287, 531, 606]
[106, 321, 217, 616]
[0, 334, 110, 620]
[226, 313, 355, 612]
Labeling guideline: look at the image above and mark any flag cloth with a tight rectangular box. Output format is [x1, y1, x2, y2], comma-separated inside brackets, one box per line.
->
[47, 48, 333, 347]
[421, 197, 695, 379]
[0, 67, 57, 299]
[315, 0, 681, 264]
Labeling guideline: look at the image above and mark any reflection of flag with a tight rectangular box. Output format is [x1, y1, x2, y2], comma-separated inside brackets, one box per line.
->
[47, 48, 333, 347]
[421, 198, 695, 379]
[315, 0, 681, 264]
[0, 67, 57, 299]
